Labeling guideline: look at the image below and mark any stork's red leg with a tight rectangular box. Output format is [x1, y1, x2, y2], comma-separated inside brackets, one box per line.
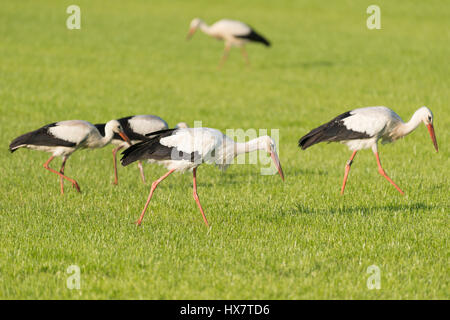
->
[341, 150, 358, 195]
[137, 161, 146, 183]
[43, 156, 80, 193]
[59, 156, 68, 195]
[192, 168, 209, 227]
[112, 146, 124, 185]
[241, 47, 250, 66]
[374, 152, 404, 195]
[135, 169, 175, 226]
[219, 44, 231, 68]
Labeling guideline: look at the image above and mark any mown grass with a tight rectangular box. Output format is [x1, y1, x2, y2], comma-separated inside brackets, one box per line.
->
[0, 0, 448, 299]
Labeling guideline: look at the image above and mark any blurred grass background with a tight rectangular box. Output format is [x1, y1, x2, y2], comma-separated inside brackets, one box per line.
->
[0, 0, 448, 299]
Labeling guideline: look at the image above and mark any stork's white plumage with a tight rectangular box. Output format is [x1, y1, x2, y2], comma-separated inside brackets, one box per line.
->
[187, 18, 270, 66]
[95, 115, 188, 185]
[9, 120, 131, 194]
[121, 127, 284, 226]
[299, 106, 438, 195]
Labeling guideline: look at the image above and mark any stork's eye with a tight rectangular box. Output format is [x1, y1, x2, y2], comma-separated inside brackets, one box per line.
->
[428, 116, 432, 122]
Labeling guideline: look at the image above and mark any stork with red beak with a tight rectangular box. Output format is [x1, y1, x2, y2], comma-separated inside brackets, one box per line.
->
[95, 115, 188, 185]
[298, 106, 438, 195]
[187, 18, 270, 67]
[121, 127, 284, 227]
[9, 120, 131, 194]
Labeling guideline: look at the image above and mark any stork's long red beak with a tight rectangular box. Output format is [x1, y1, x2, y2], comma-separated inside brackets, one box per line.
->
[119, 131, 132, 146]
[186, 28, 195, 40]
[426, 124, 438, 152]
[270, 150, 285, 181]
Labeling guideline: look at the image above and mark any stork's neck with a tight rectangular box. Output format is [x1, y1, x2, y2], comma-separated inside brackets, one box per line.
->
[234, 137, 268, 156]
[396, 109, 423, 138]
[198, 22, 212, 35]
[96, 125, 115, 148]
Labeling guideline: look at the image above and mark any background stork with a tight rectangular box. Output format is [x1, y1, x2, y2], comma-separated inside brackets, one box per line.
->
[95, 115, 188, 185]
[187, 18, 270, 67]
[121, 127, 284, 227]
[9, 120, 130, 194]
[298, 106, 438, 195]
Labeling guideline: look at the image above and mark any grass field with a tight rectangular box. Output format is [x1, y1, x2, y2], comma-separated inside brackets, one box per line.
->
[0, 0, 448, 299]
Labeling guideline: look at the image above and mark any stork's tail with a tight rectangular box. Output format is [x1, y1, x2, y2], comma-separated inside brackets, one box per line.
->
[121, 140, 152, 166]
[253, 32, 271, 47]
[298, 126, 329, 150]
[236, 30, 271, 47]
[121, 129, 175, 166]
[9, 131, 34, 153]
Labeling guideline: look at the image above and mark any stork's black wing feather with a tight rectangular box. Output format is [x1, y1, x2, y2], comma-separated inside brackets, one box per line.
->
[298, 111, 372, 150]
[117, 116, 152, 141]
[121, 129, 201, 166]
[235, 29, 270, 46]
[9, 123, 77, 152]
[120, 129, 175, 166]
[144, 128, 177, 137]
[96, 117, 152, 142]
[94, 123, 105, 136]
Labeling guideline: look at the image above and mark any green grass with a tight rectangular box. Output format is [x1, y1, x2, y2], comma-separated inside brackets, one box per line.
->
[0, 0, 448, 299]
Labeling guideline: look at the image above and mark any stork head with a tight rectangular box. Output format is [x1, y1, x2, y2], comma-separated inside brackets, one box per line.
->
[418, 106, 438, 152]
[175, 122, 189, 129]
[260, 136, 285, 181]
[187, 18, 203, 40]
[105, 120, 131, 144]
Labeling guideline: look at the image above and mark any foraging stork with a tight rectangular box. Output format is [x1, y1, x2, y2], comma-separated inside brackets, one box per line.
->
[186, 18, 270, 66]
[298, 106, 438, 195]
[121, 127, 284, 226]
[9, 120, 131, 194]
[95, 115, 188, 185]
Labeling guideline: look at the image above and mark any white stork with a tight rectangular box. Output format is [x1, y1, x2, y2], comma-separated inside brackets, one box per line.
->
[186, 18, 270, 66]
[121, 127, 284, 227]
[299, 106, 438, 195]
[95, 115, 188, 185]
[9, 120, 131, 194]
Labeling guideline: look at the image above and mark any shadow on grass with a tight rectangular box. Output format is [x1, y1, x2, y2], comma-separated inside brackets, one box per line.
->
[271, 60, 335, 71]
[299, 60, 334, 68]
[291, 202, 436, 216]
[289, 168, 329, 177]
